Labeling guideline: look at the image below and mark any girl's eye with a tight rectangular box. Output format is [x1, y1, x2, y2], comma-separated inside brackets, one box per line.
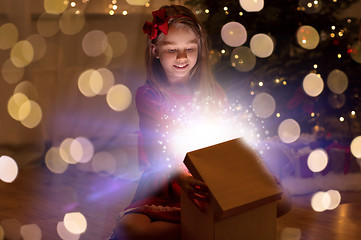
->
[168, 49, 176, 53]
[186, 48, 194, 52]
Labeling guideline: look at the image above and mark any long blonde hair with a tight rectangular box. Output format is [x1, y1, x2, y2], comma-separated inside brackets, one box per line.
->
[144, 5, 218, 103]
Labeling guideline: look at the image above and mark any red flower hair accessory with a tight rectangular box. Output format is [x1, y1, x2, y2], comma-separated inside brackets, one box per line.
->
[143, 8, 169, 40]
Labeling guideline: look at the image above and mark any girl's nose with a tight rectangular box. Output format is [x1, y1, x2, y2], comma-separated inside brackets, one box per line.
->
[177, 50, 187, 60]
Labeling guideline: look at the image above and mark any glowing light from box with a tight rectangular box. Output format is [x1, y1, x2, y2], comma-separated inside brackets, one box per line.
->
[63, 212, 87, 234]
[20, 224, 42, 240]
[57, 221, 80, 240]
[10, 40, 34, 68]
[302, 73, 324, 97]
[2, 59, 24, 84]
[350, 41, 361, 64]
[221, 22, 247, 47]
[250, 33, 274, 58]
[44, 0, 69, 14]
[59, 9, 85, 35]
[126, 0, 149, 5]
[326, 189, 341, 210]
[239, 0, 264, 12]
[278, 119, 301, 143]
[296, 25, 320, 50]
[106, 84, 132, 111]
[82, 30, 109, 57]
[70, 137, 94, 163]
[26, 34, 47, 62]
[36, 13, 60, 37]
[350, 136, 361, 158]
[92, 152, 116, 176]
[0, 155, 18, 183]
[251, 92, 276, 118]
[230, 46, 256, 72]
[107, 31, 127, 58]
[279, 227, 302, 240]
[159, 101, 261, 169]
[0, 23, 18, 50]
[45, 147, 69, 174]
[327, 69, 348, 94]
[307, 148, 328, 172]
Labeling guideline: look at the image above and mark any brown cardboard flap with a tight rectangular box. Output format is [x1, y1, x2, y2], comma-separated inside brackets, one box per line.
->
[184, 138, 282, 220]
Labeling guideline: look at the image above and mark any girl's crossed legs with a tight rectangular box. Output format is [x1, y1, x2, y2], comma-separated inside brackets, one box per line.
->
[114, 213, 180, 240]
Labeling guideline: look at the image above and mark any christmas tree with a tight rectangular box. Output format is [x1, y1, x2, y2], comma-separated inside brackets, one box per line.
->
[185, 0, 361, 146]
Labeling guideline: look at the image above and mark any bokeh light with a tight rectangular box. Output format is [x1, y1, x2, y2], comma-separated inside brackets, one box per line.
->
[350, 41, 361, 64]
[0, 225, 4, 239]
[1, 58, 24, 84]
[82, 30, 108, 57]
[10, 40, 34, 68]
[8, 93, 30, 121]
[311, 191, 329, 212]
[326, 189, 341, 210]
[44, 0, 69, 14]
[328, 93, 345, 109]
[59, 9, 85, 35]
[302, 73, 324, 97]
[250, 33, 274, 58]
[251, 92, 276, 118]
[126, 0, 149, 5]
[0, 23, 18, 50]
[20, 224, 42, 240]
[296, 25, 320, 50]
[70, 137, 94, 163]
[221, 22, 247, 47]
[60, 138, 78, 164]
[327, 69, 348, 94]
[1, 219, 21, 240]
[26, 34, 47, 62]
[106, 84, 132, 111]
[57, 222, 80, 240]
[299, 0, 322, 14]
[0, 155, 18, 183]
[36, 13, 60, 37]
[45, 147, 69, 174]
[78, 69, 98, 97]
[307, 148, 328, 172]
[350, 136, 361, 158]
[19, 100, 43, 128]
[96, 68, 115, 95]
[92, 151, 116, 176]
[107, 31, 127, 58]
[230, 46, 256, 72]
[279, 227, 302, 240]
[239, 0, 264, 12]
[278, 118, 301, 143]
[63, 212, 87, 234]
[14, 81, 39, 101]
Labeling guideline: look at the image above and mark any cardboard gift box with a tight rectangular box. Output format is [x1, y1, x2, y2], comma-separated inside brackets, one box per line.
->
[181, 138, 282, 240]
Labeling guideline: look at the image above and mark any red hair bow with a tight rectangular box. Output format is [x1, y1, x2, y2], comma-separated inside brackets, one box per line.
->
[143, 8, 169, 40]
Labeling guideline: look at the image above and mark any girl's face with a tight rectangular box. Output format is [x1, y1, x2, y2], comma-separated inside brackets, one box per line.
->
[153, 26, 199, 90]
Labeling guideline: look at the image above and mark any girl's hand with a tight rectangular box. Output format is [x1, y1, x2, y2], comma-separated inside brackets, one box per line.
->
[175, 171, 210, 212]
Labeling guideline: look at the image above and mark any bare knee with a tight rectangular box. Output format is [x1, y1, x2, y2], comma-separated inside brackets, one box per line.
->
[114, 213, 151, 240]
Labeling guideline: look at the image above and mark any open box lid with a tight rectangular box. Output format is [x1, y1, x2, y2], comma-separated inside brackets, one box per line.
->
[184, 138, 282, 220]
